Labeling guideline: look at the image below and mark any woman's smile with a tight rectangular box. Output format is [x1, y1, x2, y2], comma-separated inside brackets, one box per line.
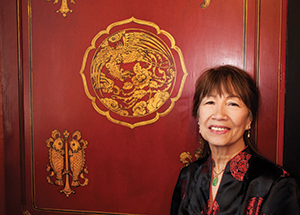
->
[209, 125, 230, 134]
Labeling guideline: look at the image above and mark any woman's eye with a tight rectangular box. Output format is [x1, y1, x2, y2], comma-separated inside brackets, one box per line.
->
[228, 102, 240, 107]
[205, 101, 215, 105]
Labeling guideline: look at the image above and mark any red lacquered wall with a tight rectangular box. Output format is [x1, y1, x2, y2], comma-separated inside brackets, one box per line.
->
[1, 0, 287, 214]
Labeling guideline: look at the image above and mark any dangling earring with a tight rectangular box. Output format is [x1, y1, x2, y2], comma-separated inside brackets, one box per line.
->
[198, 122, 201, 134]
[247, 125, 251, 138]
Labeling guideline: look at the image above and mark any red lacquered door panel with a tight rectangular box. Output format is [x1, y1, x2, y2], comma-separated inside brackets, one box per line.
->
[1, 0, 287, 214]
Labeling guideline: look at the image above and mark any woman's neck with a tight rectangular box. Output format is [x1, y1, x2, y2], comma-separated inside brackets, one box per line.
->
[210, 143, 246, 172]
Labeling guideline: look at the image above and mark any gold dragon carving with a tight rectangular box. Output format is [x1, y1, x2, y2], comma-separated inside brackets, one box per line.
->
[46, 129, 88, 197]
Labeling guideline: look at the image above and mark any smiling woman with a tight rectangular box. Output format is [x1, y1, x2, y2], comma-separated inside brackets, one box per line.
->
[171, 65, 300, 215]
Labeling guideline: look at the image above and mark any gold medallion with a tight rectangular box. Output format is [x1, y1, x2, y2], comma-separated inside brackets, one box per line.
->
[80, 17, 188, 128]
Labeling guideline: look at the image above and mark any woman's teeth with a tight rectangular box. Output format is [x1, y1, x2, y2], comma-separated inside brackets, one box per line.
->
[211, 127, 227, 131]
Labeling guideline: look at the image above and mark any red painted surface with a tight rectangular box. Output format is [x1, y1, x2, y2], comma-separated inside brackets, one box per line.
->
[257, 0, 286, 163]
[0, 20, 6, 215]
[277, 0, 288, 166]
[1, 0, 287, 214]
[1, 0, 23, 215]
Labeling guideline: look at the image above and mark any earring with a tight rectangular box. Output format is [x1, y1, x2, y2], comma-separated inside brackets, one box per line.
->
[247, 126, 251, 138]
[198, 122, 201, 134]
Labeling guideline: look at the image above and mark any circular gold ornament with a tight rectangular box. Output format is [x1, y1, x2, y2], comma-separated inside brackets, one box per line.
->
[80, 17, 188, 128]
[91, 29, 176, 117]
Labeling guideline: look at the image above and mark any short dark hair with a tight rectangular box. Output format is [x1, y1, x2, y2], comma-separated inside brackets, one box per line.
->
[192, 65, 259, 121]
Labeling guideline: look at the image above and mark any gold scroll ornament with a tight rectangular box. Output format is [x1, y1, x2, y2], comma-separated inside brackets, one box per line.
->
[80, 17, 188, 129]
[200, 0, 212, 9]
[45, 0, 212, 18]
[46, 0, 211, 17]
[45, 0, 75, 17]
[46, 129, 88, 197]
[179, 139, 205, 168]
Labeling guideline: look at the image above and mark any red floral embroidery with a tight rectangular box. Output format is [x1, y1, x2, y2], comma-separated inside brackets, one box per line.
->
[230, 152, 251, 181]
[245, 197, 263, 215]
[201, 200, 219, 215]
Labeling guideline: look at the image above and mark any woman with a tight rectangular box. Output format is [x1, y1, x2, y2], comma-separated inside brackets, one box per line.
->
[171, 65, 300, 215]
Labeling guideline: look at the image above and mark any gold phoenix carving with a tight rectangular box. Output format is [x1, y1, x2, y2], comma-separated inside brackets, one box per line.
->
[80, 17, 188, 129]
[45, 0, 75, 17]
[46, 129, 88, 197]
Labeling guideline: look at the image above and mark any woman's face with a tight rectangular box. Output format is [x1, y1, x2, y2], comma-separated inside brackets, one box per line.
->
[198, 90, 252, 150]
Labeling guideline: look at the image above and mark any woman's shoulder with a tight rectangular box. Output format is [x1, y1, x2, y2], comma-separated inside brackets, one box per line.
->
[248, 152, 290, 180]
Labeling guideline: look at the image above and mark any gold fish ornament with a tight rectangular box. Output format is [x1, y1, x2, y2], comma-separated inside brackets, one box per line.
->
[46, 129, 65, 186]
[46, 129, 89, 197]
[69, 131, 88, 187]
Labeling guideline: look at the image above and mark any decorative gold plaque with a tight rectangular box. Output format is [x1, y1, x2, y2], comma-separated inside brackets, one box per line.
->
[46, 129, 88, 197]
[80, 17, 188, 128]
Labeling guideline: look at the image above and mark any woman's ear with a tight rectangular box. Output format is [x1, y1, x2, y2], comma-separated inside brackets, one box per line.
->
[246, 121, 252, 130]
[246, 111, 253, 129]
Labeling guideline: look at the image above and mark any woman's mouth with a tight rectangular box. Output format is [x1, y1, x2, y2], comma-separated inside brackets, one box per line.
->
[209, 126, 230, 133]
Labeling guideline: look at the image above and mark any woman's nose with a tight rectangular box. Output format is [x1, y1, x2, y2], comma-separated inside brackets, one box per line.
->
[212, 105, 227, 120]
